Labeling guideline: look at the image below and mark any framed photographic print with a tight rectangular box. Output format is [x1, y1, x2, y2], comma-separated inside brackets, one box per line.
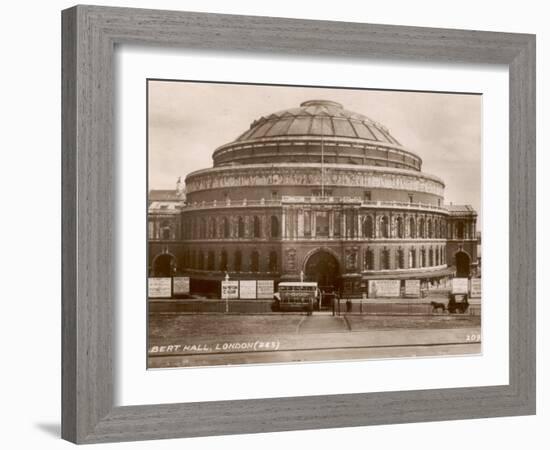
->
[62, 4, 535, 444]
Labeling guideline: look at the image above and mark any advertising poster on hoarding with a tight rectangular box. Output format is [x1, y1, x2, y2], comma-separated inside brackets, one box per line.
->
[173, 276, 190, 295]
[239, 280, 257, 299]
[148, 277, 172, 298]
[221, 280, 239, 299]
[369, 280, 400, 298]
[451, 278, 469, 294]
[257, 280, 275, 299]
[470, 278, 482, 298]
[404, 280, 421, 297]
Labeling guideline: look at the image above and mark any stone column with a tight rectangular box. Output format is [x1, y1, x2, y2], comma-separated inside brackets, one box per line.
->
[311, 210, 316, 238]
[281, 208, 286, 238]
[288, 209, 294, 239]
[329, 210, 334, 238]
[297, 209, 304, 238]
[341, 210, 347, 239]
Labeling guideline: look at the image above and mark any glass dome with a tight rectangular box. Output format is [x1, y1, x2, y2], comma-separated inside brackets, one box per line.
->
[234, 100, 402, 145]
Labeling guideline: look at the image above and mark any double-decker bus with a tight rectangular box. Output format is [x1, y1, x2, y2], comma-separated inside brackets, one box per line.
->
[273, 282, 319, 312]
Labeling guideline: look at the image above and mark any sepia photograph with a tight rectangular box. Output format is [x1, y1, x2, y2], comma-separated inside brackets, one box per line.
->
[146, 80, 482, 369]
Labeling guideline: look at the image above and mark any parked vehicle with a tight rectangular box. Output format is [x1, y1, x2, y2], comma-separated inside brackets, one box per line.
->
[448, 293, 470, 314]
[273, 282, 319, 313]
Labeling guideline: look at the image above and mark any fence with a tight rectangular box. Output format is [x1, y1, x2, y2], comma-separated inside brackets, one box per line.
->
[150, 298, 481, 316]
[149, 300, 275, 314]
[335, 299, 481, 316]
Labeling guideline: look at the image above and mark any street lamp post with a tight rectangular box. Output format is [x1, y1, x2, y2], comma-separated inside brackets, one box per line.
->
[224, 272, 230, 313]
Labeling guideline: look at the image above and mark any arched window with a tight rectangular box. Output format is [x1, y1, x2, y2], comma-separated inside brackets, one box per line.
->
[253, 216, 261, 238]
[364, 249, 374, 270]
[427, 219, 433, 238]
[381, 248, 390, 270]
[397, 248, 405, 269]
[270, 216, 279, 238]
[223, 217, 230, 238]
[429, 248, 433, 266]
[409, 217, 416, 238]
[457, 222, 465, 239]
[434, 219, 439, 238]
[409, 248, 416, 268]
[268, 251, 278, 272]
[421, 249, 426, 267]
[207, 251, 215, 270]
[208, 218, 216, 239]
[161, 224, 171, 240]
[234, 251, 242, 272]
[250, 251, 259, 272]
[380, 216, 389, 238]
[220, 250, 228, 271]
[200, 218, 207, 239]
[396, 217, 404, 238]
[362, 216, 374, 238]
[198, 251, 205, 270]
[237, 217, 245, 238]
[192, 218, 198, 239]
[419, 218, 425, 238]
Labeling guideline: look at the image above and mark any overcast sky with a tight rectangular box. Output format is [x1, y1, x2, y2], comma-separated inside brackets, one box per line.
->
[148, 80, 481, 226]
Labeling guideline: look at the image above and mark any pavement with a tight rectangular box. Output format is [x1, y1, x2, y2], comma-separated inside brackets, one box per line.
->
[148, 314, 481, 368]
[150, 343, 481, 368]
[298, 315, 350, 333]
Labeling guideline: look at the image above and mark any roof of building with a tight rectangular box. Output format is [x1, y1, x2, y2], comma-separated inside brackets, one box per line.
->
[233, 100, 402, 146]
[148, 189, 184, 201]
[445, 204, 477, 216]
[148, 201, 183, 214]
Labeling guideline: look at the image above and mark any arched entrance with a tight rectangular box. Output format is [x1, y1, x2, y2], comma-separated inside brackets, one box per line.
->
[304, 250, 340, 289]
[152, 253, 175, 277]
[455, 251, 470, 278]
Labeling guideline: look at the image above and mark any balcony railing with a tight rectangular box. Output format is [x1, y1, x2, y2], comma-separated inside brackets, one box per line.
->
[179, 197, 448, 214]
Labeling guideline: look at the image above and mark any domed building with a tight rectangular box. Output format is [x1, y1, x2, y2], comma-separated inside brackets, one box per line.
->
[148, 100, 478, 296]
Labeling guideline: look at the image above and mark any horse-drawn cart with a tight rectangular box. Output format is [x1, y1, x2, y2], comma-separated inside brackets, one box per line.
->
[447, 293, 470, 314]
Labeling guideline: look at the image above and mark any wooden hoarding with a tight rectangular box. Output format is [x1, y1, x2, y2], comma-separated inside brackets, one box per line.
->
[405, 280, 421, 297]
[257, 280, 274, 299]
[239, 280, 257, 299]
[148, 277, 172, 298]
[221, 280, 239, 299]
[369, 280, 400, 298]
[470, 278, 482, 298]
[173, 277, 190, 295]
[451, 278, 469, 294]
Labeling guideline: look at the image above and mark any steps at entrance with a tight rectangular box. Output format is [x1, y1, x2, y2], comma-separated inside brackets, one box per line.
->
[298, 316, 349, 334]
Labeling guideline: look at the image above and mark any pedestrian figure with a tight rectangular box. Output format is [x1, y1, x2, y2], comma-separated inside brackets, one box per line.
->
[371, 281, 378, 299]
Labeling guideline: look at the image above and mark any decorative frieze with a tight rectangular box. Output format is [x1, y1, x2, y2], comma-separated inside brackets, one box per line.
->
[186, 166, 444, 196]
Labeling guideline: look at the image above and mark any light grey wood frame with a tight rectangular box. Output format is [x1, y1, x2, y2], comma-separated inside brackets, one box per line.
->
[62, 4, 536, 444]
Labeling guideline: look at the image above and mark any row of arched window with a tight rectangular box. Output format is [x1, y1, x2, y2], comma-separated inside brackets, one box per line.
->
[181, 249, 279, 273]
[155, 214, 472, 242]
[182, 215, 280, 240]
[363, 246, 446, 271]
[361, 214, 446, 239]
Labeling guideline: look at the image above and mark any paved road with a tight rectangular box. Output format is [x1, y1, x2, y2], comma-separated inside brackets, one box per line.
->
[148, 314, 481, 368]
[149, 342, 481, 368]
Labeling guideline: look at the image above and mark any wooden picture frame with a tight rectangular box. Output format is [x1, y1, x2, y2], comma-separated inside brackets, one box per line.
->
[61, 5, 536, 444]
